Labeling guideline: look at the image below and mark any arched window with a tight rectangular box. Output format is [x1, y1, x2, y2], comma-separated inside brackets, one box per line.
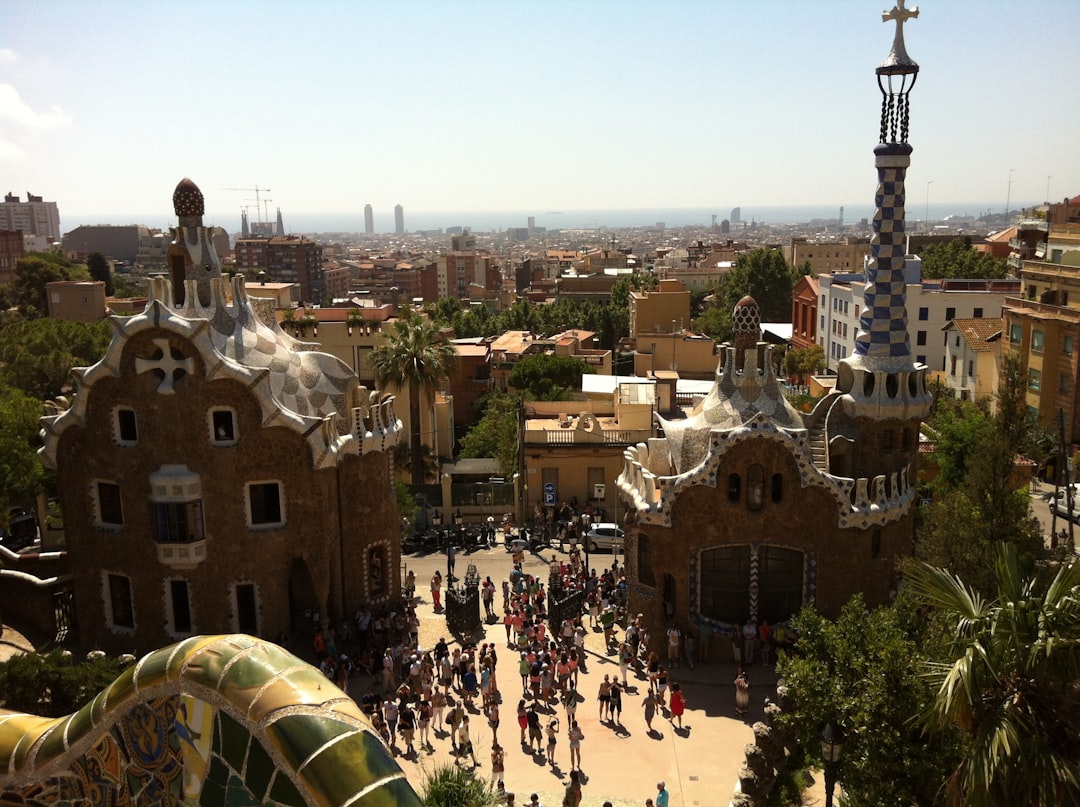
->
[771, 473, 783, 503]
[728, 473, 741, 503]
[871, 529, 882, 559]
[748, 464, 765, 511]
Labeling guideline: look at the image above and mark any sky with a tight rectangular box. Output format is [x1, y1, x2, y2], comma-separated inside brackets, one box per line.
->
[2, 0, 1079, 230]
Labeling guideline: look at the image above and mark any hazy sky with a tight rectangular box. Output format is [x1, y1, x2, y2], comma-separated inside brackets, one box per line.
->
[3, 0, 1079, 226]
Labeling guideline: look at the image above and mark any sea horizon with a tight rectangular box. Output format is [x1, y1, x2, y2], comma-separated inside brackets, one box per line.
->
[59, 201, 1036, 237]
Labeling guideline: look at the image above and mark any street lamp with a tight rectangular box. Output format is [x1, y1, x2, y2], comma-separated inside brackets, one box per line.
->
[820, 719, 845, 807]
[924, 180, 934, 232]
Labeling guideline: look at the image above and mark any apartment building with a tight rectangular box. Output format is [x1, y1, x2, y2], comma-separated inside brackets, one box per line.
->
[1002, 200, 1080, 441]
[1, 192, 60, 242]
[235, 236, 324, 304]
[817, 259, 1018, 375]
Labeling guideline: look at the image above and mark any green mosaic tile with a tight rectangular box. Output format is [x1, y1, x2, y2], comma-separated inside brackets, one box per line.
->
[201, 777, 227, 807]
[182, 639, 258, 695]
[212, 714, 222, 756]
[242, 735, 275, 799]
[167, 634, 226, 681]
[245, 666, 338, 725]
[297, 731, 404, 807]
[0, 714, 59, 772]
[218, 710, 251, 773]
[265, 715, 352, 771]
[208, 754, 233, 788]
[223, 771, 262, 807]
[134, 643, 176, 691]
[34, 717, 70, 762]
[67, 695, 99, 746]
[352, 775, 423, 807]
[103, 663, 137, 712]
[267, 770, 305, 806]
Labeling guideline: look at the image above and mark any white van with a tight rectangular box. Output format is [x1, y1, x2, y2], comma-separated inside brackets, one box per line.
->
[1052, 485, 1080, 520]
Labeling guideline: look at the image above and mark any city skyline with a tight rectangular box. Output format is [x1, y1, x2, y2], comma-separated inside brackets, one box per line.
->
[3, 1, 1078, 226]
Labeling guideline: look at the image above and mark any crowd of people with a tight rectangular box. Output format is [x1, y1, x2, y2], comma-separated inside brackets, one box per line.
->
[301, 515, 795, 806]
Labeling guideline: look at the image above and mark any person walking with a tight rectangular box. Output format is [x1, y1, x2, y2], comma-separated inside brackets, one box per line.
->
[545, 716, 560, 768]
[526, 702, 543, 753]
[491, 743, 505, 790]
[656, 781, 670, 807]
[417, 696, 432, 751]
[448, 698, 466, 753]
[568, 719, 584, 771]
[597, 675, 611, 721]
[430, 571, 442, 611]
[486, 700, 500, 747]
[564, 769, 582, 807]
[456, 715, 478, 767]
[642, 690, 658, 733]
[734, 668, 750, 718]
[517, 699, 529, 745]
[608, 681, 623, 726]
[669, 683, 686, 729]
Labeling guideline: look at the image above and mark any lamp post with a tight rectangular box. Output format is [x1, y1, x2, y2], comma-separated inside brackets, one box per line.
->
[924, 180, 934, 232]
[820, 719, 845, 807]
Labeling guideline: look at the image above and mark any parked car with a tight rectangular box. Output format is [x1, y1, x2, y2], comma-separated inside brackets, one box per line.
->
[1052, 484, 1080, 521]
[585, 522, 624, 553]
[0, 506, 38, 552]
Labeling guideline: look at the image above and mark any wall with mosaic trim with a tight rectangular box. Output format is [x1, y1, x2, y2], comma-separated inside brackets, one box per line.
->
[0, 635, 420, 807]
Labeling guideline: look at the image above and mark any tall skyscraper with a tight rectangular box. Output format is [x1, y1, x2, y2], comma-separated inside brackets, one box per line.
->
[276, 207, 285, 237]
[364, 204, 374, 234]
[730, 206, 741, 224]
[394, 204, 404, 235]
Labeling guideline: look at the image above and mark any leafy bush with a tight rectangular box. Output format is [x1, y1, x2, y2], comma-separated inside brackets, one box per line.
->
[0, 649, 122, 717]
[420, 762, 502, 807]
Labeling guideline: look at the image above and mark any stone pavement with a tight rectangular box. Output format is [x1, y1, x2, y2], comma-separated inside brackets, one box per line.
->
[378, 541, 795, 807]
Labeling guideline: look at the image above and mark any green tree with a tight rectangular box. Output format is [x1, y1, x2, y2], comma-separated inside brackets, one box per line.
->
[906, 544, 1080, 806]
[0, 649, 123, 717]
[508, 353, 594, 401]
[370, 309, 458, 485]
[776, 595, 959, 807]
[0, 318, 112, 400]
[0, 386, 46, 523]
[784, 344, 825, 385]
[86, 252, 114, 296]
[694, 304, 731, 341]
[920, 239, 1009, 280]
[717, 248, 793, 324]
[458, 392, 519, 477]
[8, 254, 76, 317]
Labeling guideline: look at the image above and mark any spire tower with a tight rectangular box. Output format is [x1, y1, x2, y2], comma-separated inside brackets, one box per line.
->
[836, 1, 930, 474]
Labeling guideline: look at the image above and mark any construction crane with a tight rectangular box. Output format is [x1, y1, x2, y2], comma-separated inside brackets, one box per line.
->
[224, 186, 271, 223]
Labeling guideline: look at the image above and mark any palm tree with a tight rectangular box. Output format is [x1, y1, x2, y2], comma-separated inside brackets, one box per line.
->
[370, 308, 457, 486]
[906, 544, 1080, 806]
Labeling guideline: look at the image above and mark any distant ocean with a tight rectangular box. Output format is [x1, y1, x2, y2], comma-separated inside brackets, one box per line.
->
[62, 202, 1029, 236]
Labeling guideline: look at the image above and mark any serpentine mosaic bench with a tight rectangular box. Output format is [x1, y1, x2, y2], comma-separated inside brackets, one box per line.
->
[0, 634, 421, 806]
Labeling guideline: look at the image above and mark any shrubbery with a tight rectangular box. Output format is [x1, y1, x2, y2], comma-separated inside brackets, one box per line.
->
[0, 649, 123, 717]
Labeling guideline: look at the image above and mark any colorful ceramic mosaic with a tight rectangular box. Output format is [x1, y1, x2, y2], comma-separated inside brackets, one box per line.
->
[0, 635, 420, 807]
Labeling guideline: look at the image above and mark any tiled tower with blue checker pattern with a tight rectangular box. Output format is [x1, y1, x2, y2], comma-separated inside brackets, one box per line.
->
[837, 1, 931, 472]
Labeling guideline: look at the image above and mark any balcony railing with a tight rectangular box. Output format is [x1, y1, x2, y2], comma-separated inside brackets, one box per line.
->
[157, 538, 208, 569]
[528, 429, 647, 445]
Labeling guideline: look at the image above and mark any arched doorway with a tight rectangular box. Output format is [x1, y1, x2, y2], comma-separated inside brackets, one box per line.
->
[662, 573, 676, 623]
[288, 558, 320, 640]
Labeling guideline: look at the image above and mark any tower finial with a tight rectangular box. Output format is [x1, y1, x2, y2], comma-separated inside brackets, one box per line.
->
[879, 2, 919, 73]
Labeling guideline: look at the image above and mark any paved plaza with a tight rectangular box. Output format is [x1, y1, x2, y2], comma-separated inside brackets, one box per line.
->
[374, 538, 791, 807]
